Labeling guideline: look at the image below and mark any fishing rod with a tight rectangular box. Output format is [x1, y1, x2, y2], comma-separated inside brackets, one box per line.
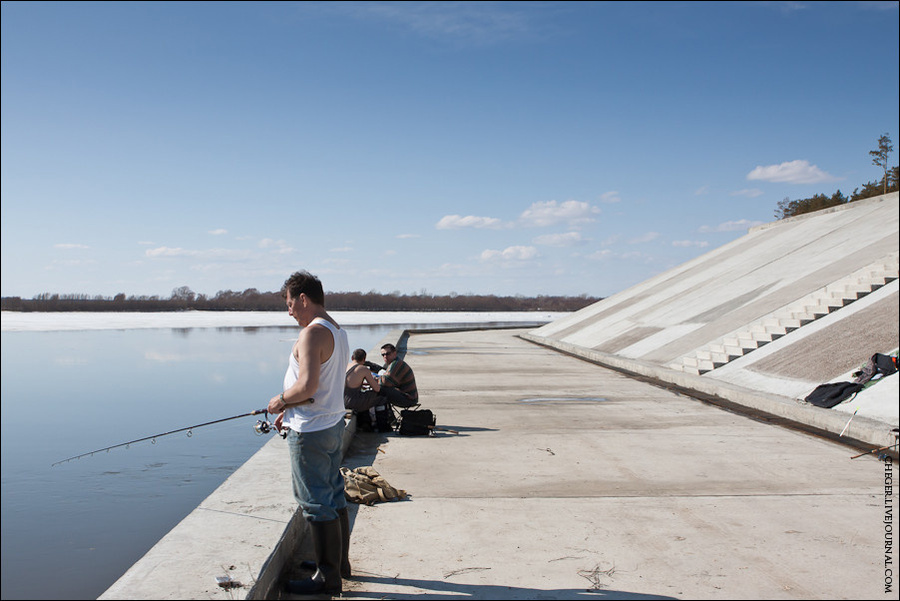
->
[51, 400, 313, 467]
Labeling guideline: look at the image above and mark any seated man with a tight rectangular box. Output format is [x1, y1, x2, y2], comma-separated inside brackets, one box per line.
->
[344, 348, 382, 412]
[376, 343, 418, 408]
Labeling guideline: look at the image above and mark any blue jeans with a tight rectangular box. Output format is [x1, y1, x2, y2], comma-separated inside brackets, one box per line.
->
[287, 420, 347, 522]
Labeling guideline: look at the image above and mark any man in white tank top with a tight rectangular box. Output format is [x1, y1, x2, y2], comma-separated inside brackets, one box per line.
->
[266, 271, 350, 595]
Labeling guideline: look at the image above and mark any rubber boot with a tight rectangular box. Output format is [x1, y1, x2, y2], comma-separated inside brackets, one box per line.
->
[338, 507, 351, 578]
[286, 518, 342, 596]
[297, 509, 351, 579]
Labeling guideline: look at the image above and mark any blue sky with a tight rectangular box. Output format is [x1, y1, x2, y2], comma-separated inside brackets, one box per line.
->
[2, 1, 898, 300]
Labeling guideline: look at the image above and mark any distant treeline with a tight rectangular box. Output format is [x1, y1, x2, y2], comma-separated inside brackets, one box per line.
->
[1, 287, 601, 313]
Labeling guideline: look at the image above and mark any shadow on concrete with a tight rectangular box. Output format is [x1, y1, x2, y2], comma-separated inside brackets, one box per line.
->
[344, 430, 388, 469]
[341, 574, 679, 600]
[349, 425, 499, 444]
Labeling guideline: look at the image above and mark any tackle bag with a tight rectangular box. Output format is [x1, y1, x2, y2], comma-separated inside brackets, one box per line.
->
[853, 352, 898, 385]
[341, 466, 407, 505]
[397, 408, 436, 436]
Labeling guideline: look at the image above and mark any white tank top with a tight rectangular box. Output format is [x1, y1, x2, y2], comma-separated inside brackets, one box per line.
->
[282, 317, 349, 433]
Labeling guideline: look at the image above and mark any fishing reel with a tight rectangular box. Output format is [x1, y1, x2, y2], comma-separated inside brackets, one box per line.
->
[254, 413, 287, 439]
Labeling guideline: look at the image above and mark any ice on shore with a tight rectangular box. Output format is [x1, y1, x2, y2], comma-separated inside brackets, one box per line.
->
[1, 310, 566, 332]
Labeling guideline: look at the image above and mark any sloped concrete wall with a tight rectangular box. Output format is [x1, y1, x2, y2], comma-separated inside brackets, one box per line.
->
[531, 193, 898, 380]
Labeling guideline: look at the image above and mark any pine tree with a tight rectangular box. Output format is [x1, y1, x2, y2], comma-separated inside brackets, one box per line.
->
[870, 133, 894, 195]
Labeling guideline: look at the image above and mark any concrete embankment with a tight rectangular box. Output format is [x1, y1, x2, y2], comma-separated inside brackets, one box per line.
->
[101, 326, 895, 600]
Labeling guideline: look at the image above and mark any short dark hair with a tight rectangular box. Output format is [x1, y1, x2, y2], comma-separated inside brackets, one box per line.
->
[381, 343, 396, 353]
[282, 271, 325, 306]
[352, 348, 367, 362]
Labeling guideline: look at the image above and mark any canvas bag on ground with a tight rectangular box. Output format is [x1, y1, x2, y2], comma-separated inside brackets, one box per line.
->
[341, 466, 407, 505]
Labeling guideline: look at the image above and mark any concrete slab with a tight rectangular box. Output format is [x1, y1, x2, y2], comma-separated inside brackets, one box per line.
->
[292, 329, 893, 600]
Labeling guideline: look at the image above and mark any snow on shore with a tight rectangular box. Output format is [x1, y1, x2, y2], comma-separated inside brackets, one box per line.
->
[1, 310, 566, 332]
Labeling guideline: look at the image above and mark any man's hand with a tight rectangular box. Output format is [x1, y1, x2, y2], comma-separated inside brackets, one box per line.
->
[268, 393, 287, 414]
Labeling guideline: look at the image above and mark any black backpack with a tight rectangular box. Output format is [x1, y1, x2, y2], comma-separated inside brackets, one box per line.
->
[397, 408, 436, 436]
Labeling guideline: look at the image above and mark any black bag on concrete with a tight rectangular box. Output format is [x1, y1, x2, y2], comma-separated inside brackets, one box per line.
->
[355, 404, 395, 433]
[398, 408, 436, 436]
[804, 382, 864, 408]
[853, 353, 898, 385]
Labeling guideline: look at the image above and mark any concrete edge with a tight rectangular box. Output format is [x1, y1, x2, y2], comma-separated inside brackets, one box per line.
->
[519, 332, 899, 454]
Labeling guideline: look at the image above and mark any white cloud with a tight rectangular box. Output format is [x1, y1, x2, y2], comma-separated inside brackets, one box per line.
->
[673, 240, 710, 248]
[397, 233, 421, 239]
[599, 191, 621, 203]
[518, 200, 600, 227]
[730, 188, 764, 198]
[600, 235, 620, 246]
[585, 249, 613, 261]
[480, 245, 538, 262]
[695, 185, 710, 195]
[698, 219, 765, 233]
[208, 229, 228, 235]
[534, 232, 586, 247]
[258, 239, 294, 254]
[54, 243, 90, 250]
[747, 160, 839, 184]
[628, 232, 660, 244]
[146, 246, 193, 257]
[145, 246, 261, 260]
[436, 214, 503, 229]
[49, 258, 97, 267]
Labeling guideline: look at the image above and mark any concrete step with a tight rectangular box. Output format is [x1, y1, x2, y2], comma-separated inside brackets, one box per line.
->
[735, 332, 768, 349]
[708, 343, 745, 359]
[827, 281, 875, 297]
[696, 349, 730, 366]
[762, 316, 802, 330]
[722, 336, 748, 349]
[680, 357, 714, 374]
[675, 253, 899, 376]
[799, 302, 833, 317]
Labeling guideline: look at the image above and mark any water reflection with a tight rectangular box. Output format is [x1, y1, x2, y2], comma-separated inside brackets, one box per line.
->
[0, 323, 399, 601]
[1, 319, 540, 600]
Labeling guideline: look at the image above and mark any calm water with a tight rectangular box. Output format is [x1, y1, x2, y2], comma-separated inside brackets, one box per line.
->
[1, 317, 543, 600]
